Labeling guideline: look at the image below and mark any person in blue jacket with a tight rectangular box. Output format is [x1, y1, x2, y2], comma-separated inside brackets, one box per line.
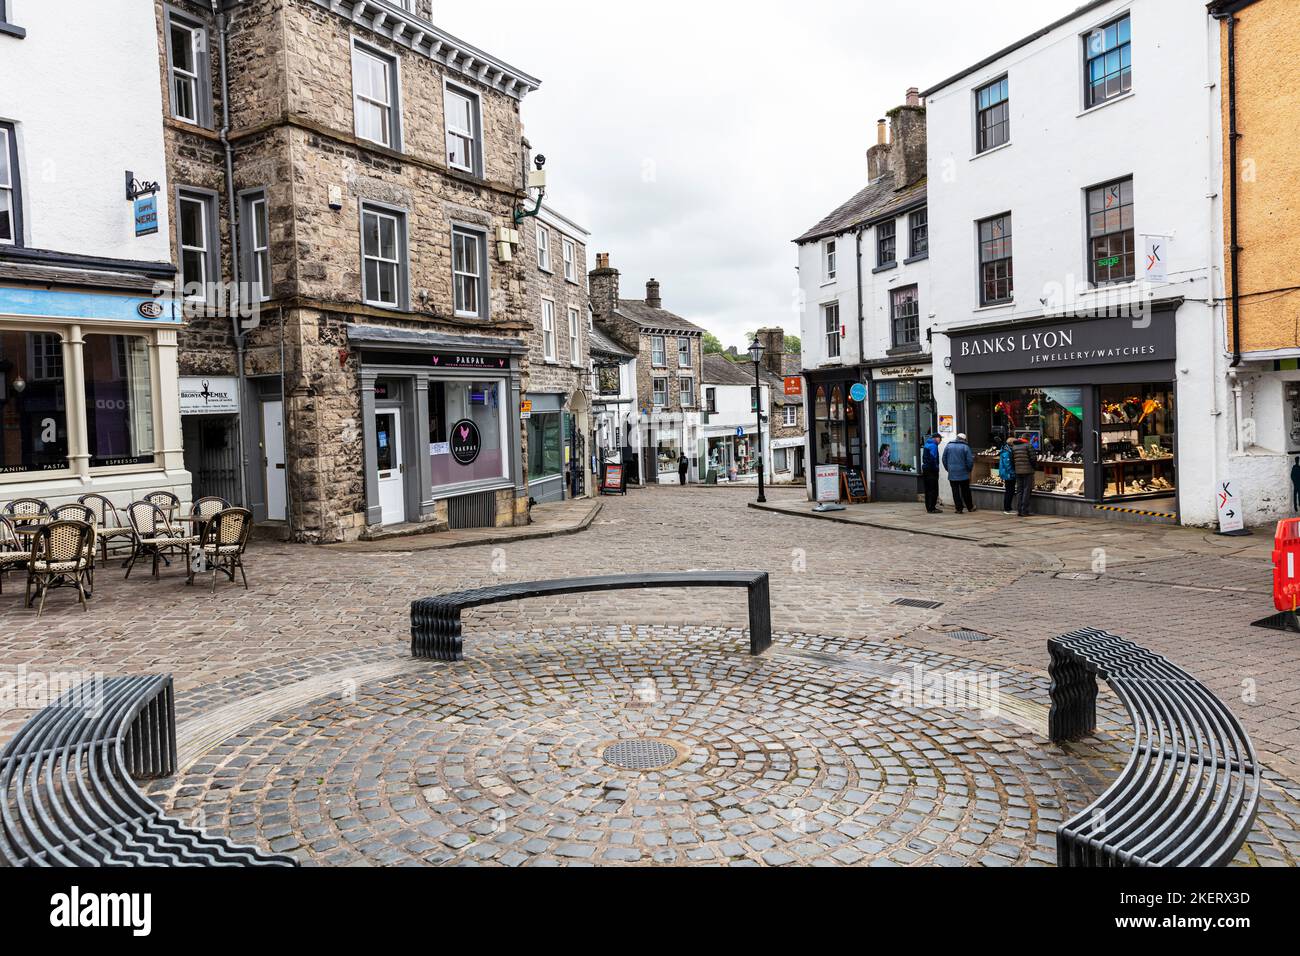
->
[998, 438, 1018, 514]
[942, 432, 976, 514]
[921, 433, 942, 513]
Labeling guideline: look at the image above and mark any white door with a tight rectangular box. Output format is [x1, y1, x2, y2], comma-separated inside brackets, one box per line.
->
[262, 400, 287, 521]
[375, 411, 405, 525]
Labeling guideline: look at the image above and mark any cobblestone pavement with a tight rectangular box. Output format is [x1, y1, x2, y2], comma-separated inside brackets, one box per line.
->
[3, 485, 1299, 866]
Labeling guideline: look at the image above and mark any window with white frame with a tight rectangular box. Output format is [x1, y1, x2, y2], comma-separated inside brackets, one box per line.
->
[774, 448, 788, 472]
[823, 239, 837, 280]
[444, 84, 480, 174]
[651, 335, 666, 367]
[677, 336, 691, 368]
[706, 387, 717, 414]
[452, 226, 485, 317]
[562, 237, 576, 281]
[568, 307, 581, 365]
[166, 9, 209, 127]
[361, 204, 406, 308]
[352, 43, 397, 148]
[29, 333, 62, 381]
[0, 123, 19, 245]
[823, 302, 841, 359]
[783, 404, 797, 426]
[243, 191, 271, 301]
[84, 334, 155, 467]
[679, 376, 694, 408]
[652, 377, 668, 407]
[178, 190, 214, 300]
[536, 225, 551, 271]
[541, 299, 556, 361]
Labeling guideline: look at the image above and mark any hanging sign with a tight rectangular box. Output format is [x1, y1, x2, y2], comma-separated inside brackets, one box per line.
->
[815, 464, 840, 503]
[783, 376, 803, 397]
[133, 194, 159, 237]
[449, 419, 482, 465]
[1143, 235, 1170, 283]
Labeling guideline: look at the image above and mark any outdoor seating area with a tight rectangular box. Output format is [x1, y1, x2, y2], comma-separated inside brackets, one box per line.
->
[0, 494, 254, 616]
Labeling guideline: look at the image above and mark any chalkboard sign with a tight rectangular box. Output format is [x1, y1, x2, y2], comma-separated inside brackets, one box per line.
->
[601, 463, 627, 496]
[842, 467, 869, 503]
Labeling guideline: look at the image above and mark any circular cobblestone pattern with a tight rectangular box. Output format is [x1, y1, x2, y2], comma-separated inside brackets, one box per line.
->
[156, 626, 1299, 867]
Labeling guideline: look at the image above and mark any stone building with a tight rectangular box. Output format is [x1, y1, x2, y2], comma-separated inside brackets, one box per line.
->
[154, 0, 541, 541]
[521, 201, 591, 503]
[588, 254, 704, 483]
[755, 328, 806, 483]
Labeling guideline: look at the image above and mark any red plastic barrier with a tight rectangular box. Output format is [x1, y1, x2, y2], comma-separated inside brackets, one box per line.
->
[1274, 518, 1300, 612]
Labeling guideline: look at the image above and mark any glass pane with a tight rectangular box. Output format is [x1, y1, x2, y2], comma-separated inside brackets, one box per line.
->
[83, 334, 155, 467]
[0, 131, 9, 185]
[379, 215, 397, 260]
[180, 199, 204, 248]
[378, 262, 397, 303]
[173, 77, 196, 120]
[170, 26, 194, 72]
[0, 191, 11, 243]
[430, 380, 505, 487]
[182, 249, 206, 289]
[0, 330, 70, 473]
[365, 260, 380, 300]
[375, 414, 394, 471]
[362, 212, 379, 256]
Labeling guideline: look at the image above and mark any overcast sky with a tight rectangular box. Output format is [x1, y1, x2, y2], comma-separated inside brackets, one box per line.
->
[437, 0, 1081, 353]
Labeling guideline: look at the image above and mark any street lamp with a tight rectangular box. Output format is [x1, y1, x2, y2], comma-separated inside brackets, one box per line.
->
[748, 337, 767, 504]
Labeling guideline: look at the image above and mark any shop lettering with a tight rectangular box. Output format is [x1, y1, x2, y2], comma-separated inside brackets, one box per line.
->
[960, 329, 1075, 357]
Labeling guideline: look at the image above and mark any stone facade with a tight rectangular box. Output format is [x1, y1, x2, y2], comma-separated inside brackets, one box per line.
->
[155, 0, 540, 542]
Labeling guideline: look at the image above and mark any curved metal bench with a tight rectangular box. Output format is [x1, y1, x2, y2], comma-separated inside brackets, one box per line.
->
[1048, 627, 1260, 867]
[0, 674, 296, 867]
[412, 571, 773, 661]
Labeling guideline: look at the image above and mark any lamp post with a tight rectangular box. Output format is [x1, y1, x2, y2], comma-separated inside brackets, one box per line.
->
[749, 337, 767, 504]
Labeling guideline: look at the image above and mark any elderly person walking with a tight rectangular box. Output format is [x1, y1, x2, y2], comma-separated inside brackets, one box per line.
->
[942, 432, 976, 514]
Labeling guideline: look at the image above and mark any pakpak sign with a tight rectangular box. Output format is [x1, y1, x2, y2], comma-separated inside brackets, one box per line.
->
[949, 312, 1174, 375]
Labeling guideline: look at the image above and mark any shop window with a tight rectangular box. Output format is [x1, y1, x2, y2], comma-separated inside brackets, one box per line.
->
[978, 214, 1013, 305]
[890, 286, 919, 349]
[875, 379, 923, 473]
[0, 329, 69, 475]
[84, 334, 155, 467]
[1084, 14, 1132, 109]
[975, 76, 1009, 153]
[774, 448, 788, 472]
[1100, 384, 1175, 499]
[527, 412, 563, 481]
[1087, 177, 1135, 285]
[964, 387, 1086, 497]
[813, 383, 848, 466]
[428, 379, 506, 489]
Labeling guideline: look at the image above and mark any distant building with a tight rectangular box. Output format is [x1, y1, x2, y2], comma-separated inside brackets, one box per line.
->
[590, 322, 638, 482]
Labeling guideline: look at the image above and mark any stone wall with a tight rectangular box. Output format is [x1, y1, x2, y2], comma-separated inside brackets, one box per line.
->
[522, 214, 588, 397]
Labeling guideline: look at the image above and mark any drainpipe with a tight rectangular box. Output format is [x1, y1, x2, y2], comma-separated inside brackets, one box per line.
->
[854, 227, 866, 368]
[211, 0, 247, 508]
[1229, 369, 1245, 454]
[1220, 11, 1243, 369]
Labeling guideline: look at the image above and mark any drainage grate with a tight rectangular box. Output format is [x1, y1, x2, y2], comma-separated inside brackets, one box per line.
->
[948, 629, 992, 643]
[891, 598, 945, 610]
[602, 739, 679, 771]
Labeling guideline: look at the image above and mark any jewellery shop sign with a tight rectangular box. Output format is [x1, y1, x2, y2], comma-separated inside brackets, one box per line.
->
[949, 312, 1174, 376]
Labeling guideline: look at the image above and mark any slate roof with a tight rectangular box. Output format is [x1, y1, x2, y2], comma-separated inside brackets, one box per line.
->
[793, 178, 926, 245]
[616, 298, 706, 334]
[590, 324, 634, 359]
[702, 353, 756, 386]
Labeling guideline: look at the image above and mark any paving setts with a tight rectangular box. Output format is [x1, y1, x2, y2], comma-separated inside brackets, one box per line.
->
[144, 626, 1300, 867]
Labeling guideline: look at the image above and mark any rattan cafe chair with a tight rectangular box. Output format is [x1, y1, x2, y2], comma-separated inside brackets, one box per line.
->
[79, 493, 136, 565]
[25, 519, 94, 617]
[125, 501, 197, 580]
[192, 507, 253, 591]
[0, 515, 27, 596]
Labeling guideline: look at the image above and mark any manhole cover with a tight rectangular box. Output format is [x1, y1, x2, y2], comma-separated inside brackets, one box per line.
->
[891, 598, 944, 610]
[602, 739, 679, 771]
[948, 629, 992, 643]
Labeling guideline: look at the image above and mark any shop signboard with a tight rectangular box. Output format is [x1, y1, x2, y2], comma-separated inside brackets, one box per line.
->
[179, 377, 239, 416]
[849, 382, 868, 403]
[1143, 235, 1170, 283]
[1217, 481, 1245, 535]
[876, 365, 927, 380]
[842, 467, 868, 503]
[815, 464, 840, 503]
[784, 377, 803, 397]
[601, 463, 626, 496]
[949, 312, 1175, 375]
[449, 419, 482, 465]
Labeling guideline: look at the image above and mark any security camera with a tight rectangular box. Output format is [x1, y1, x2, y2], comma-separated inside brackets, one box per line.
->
[534, 154, 547, 170]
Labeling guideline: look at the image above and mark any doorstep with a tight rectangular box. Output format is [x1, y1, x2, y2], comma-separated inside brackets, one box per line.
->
[329, 497, 603, 553]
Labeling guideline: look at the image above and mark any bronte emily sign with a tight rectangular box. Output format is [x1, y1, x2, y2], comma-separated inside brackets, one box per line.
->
[948, 312, 1174, 375]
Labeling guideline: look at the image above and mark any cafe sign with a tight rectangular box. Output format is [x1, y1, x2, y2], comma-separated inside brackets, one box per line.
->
[949, 311, 1175, 375]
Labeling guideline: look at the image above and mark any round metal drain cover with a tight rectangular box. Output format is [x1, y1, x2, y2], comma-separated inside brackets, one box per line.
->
[948, 630, 992, 643]
[602, 739, 679, 771]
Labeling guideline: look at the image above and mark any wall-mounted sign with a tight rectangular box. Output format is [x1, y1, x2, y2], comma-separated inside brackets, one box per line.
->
[133, 194, 159, 237]
[430, 353, 509, 370]
[137, 300, 165, 319]
[179, 376, 239, 416]
[430, 442, 450, 457]
[949, 311, 1175, 375]
[938, 414, 955, 435]
[849, 382, 868, 402]
[1143, 234, 1170, 283]
[876, 365, 928, 380]
[783, 376, 803, 397]
[449, 419, 482, 465]
[520, 399, 532, 420]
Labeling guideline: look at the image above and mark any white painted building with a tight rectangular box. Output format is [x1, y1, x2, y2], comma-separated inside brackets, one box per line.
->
[590, 323, 639, 482]
[0, 1, 187, 513]
[795, 91, 935, 503]
[701, 354, 773, 483]
[924, 0, 1224, 525]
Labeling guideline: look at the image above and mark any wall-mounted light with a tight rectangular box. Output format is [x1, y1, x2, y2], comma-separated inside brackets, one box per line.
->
[513, 154, 547, 225]
[12, 376, 26, 394]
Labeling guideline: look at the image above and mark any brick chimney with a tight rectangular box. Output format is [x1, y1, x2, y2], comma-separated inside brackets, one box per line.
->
[645, 279, 662, 309]
[866, 119, 889, 181]
[905, 86, 921, 107]
[866, 90, 927, 189]
[756, 328, 785, 376]
[588, 253, 620, 319]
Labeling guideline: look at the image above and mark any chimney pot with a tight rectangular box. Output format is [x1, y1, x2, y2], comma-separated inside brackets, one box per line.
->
[596, 252, 610, 270]
[906, 87, 920, 107]
[645, 278, 662, 310]
[876, 119, 888, 146]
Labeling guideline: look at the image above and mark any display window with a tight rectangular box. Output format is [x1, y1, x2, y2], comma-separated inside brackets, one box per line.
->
[0, 329, 70, 475]
[84, 333, 156, 467]
[874, 379, 934, 474]
[966, 387, 1086, 497]
[527, 411, 563, 482]
[1099, 383, 1175, 499]
[813, 384, 849, 466]
[428, 379, 506, 488]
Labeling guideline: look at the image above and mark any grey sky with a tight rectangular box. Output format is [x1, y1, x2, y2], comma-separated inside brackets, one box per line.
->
[437, 0, 1081, 352]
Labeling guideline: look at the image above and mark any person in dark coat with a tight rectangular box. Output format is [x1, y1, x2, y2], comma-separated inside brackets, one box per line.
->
[942, 432, 976, 514]
[921, 433, 942, 513]
[678, 453, 689, 485]
[1011, 437, 1038, 516]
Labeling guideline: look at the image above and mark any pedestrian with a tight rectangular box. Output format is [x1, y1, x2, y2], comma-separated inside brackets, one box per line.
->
[1292, 455, 1300, 512]
[942, 432, 976, 513]
[678, 453, 689, 486]
[999, 437, 1017, 515]
[878, 444, 892, 470]
[921, 433, 942, 514]
[1011, 436, 1038, 516]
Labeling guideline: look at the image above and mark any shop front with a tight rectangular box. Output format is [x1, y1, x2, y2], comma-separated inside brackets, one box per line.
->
[948, 306, 1179, 518]
[0, 279, 189, 511]
[350, 326, 526, 531]
[526, 393, 565, 504]
[805, 369, 866, 499]
[869, 363, 935, 502]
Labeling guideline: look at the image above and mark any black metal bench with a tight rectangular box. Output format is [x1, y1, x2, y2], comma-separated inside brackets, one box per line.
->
[1048, 627, 1260, 867]
[411, 571, 773, 661]
[0, 674, 296, 867]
